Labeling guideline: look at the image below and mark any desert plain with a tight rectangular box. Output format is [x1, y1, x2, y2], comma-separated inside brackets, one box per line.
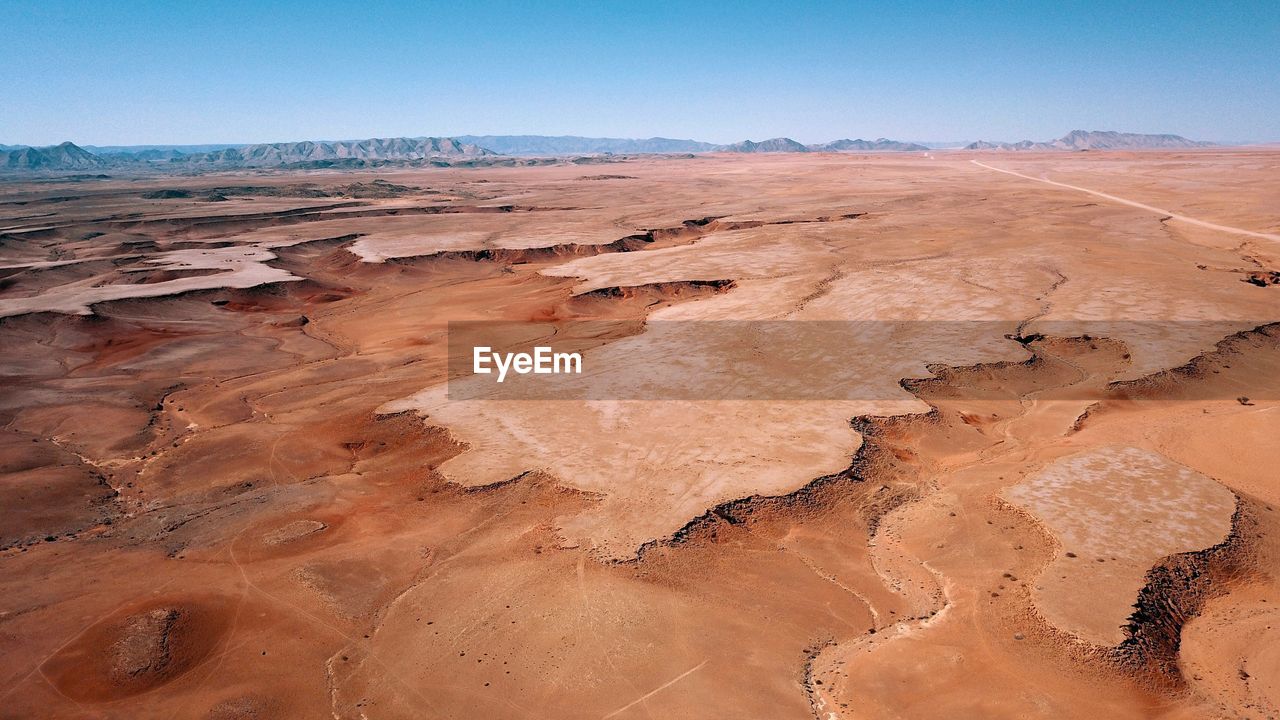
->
[1, 149, 1279, 719]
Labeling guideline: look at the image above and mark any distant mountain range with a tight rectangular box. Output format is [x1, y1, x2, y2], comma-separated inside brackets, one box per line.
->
[721, 137, 930, 153]
[84, 143, 244, 155]
[0, 130, 1222, 172]
[813, 138, 931, 152]
[718, 131, 1212, 153]
[181, 137, 493, 166]
[0, 137, 495, 172]
[964, 130, 1214, 151]
[459, 135, 929, 154]
[453, 135, 720, 155]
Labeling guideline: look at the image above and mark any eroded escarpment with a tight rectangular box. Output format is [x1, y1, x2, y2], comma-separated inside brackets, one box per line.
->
[1242, 270, 1280, 288]
[0, 235, 741, 550]
[568, 279, 737, 309]
[630, 335, 1102, 562]
[0, 206, 861, 319]
[1100, 322, 1280, 402]
[1113, 497, 1267, 689]
[377, 212, 865, 265]
[0, 201, 572, 242]
[618, 329, 1276, 717]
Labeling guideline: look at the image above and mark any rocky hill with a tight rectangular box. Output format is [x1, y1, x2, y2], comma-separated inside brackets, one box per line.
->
[721, 137, 928, 153]
[1049, 130, 1214, 150]
[0, 142, 108, 170]
[809, 138, 929, 152]
[722, 138, 811, 153]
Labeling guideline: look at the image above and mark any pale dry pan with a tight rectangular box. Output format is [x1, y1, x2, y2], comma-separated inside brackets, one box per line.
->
[1005, 445, 1236, 645]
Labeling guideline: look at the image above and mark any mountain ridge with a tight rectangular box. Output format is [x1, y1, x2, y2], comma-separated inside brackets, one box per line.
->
[453, 135, 719, 155]
[0, 141, 108, 170]
[0, 130, 1227, 172]
[722, 137, 812, 153]
[965, 130, 1214, 151]
[182, 137, 494, 166]
[810, 138, 930, 152]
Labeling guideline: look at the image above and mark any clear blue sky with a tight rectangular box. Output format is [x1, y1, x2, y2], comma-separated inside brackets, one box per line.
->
[3, 0, 1277, 146]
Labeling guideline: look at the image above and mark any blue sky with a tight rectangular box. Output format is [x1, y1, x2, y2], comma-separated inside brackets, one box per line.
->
[2, 0, 1277, 145]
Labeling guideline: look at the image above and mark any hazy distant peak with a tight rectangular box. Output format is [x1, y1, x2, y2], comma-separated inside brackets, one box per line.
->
[964, 130, 1213, 151]
[454, 135, 720, 155]
[1050, 130, 1214, 150]
[722, 138, 810, 153]
[809, 138, 929, 152]
[0, 141, 106, 170]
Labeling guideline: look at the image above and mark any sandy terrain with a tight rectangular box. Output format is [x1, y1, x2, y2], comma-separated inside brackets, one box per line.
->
[1, 150, 1278, 718]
